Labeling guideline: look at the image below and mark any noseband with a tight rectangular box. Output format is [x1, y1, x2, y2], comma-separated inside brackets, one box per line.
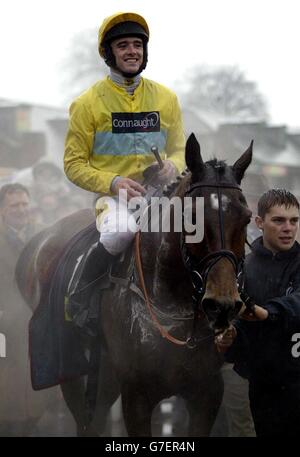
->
[182, 179, 244, 303]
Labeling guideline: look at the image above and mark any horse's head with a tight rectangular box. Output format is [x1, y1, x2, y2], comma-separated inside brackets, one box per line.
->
[179, 133, 252, 332]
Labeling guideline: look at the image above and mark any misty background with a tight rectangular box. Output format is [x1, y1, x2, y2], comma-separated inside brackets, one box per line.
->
[1, 0, 300, 127]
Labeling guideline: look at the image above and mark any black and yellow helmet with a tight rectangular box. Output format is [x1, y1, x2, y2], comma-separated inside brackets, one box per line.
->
[98, 12, 149, 76]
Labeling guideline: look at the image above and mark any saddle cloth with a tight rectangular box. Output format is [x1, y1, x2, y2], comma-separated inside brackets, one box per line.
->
[29, 222, 99, 390]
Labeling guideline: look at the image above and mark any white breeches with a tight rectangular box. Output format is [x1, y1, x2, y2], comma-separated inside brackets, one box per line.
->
[95, 196, 139, 255]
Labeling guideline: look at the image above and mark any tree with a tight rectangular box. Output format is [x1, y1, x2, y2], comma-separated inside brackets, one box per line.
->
[60, 28, 106, 103]
[181, 65, 269, 122]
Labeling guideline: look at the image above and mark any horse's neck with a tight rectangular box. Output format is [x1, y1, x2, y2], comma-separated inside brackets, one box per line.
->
[151, 232, 193, 308]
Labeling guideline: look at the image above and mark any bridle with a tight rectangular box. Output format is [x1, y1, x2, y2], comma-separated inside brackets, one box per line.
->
[134, 173, 247, 349]
[182, 178, 245, 306]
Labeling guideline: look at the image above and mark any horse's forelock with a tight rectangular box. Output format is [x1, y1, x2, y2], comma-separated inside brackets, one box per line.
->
[207, 158, 226, 168]
[204, 159, 240, 185]
[207, 159, 228, 175]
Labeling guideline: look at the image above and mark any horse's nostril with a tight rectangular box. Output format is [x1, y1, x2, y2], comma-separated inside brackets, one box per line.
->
[226, 301, 243, 322]
[202, 298, 242, 324]
[202, 298, 219, 315]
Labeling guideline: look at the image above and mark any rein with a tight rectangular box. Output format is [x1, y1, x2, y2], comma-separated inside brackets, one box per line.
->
[134, 231, 225, 348]
[134, 231, 191, 347]
[133, 175, 248, 347]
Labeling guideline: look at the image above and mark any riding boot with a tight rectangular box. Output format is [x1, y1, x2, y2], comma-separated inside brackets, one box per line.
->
[67, 242, 113, 325]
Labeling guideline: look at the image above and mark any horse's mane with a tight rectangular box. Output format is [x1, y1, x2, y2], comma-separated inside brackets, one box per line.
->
[162, 168, 189, 198]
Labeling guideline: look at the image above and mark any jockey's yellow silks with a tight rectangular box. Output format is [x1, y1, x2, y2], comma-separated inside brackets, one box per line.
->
[64, 77, 185, 195]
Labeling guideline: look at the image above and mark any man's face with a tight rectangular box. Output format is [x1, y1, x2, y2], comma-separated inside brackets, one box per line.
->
[110, 37, 143, 75]
[0, 191, 30, 231]
[255, 204, 300, 253]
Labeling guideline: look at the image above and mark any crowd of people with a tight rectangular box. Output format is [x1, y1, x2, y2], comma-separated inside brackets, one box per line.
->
[0, 183, 76, 436]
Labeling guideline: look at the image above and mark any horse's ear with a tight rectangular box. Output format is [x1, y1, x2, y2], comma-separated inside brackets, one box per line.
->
[185, 133, 204, 173]
[232, 140, 253, 184]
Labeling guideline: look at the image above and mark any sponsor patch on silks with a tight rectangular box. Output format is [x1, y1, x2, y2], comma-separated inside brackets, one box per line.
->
[112, 111, 160, 133]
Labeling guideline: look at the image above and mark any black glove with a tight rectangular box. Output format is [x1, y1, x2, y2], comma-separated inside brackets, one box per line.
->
[239, 289, 256, 312]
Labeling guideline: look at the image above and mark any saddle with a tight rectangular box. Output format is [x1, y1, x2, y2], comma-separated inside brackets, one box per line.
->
[59, 174, 166, 335]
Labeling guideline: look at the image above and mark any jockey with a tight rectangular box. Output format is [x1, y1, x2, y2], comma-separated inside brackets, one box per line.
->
[64, 12, 185, 307]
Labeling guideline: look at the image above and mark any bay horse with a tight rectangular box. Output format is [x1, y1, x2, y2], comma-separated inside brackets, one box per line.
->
[16, 133, 252, 436]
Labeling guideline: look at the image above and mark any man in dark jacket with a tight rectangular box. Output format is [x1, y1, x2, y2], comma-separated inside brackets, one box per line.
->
[216, 188, 300, 437]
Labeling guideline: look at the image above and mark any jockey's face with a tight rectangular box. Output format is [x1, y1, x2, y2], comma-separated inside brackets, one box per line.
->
[255, 204, 300, 253]
[110, 37, 143, 75]
[0, 191, 30, 231]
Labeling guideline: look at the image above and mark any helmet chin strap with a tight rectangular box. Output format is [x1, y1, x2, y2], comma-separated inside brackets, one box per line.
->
[104, 41, 148, 78]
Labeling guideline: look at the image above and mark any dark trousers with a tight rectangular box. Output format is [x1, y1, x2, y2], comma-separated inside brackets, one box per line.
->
[249, 380, 300, 437]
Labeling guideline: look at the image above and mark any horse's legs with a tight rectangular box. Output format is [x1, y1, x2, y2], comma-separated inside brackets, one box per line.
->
[85, 352, 121, 436]
[121, 382, 157, 437]
[186, 373, 224, 437]
[60, 377, 88, 436]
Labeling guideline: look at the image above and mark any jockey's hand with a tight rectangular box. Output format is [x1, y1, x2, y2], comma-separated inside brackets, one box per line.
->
[215, 325, 237, 353]
[238, 303, 269, 321]
[157, 160, 178, 184]
[111, 177, 146, 200]
[144, 160, 178, 185]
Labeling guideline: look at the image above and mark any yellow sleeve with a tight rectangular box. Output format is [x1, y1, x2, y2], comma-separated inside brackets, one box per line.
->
[64, 99, 116, 194]
[164, 94, 186, 173]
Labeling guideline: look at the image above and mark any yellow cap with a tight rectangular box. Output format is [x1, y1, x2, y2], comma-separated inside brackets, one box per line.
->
[98, 12, 149, 57]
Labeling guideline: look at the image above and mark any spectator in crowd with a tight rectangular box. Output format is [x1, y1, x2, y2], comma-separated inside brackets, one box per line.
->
[0, 183, 59, 436]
